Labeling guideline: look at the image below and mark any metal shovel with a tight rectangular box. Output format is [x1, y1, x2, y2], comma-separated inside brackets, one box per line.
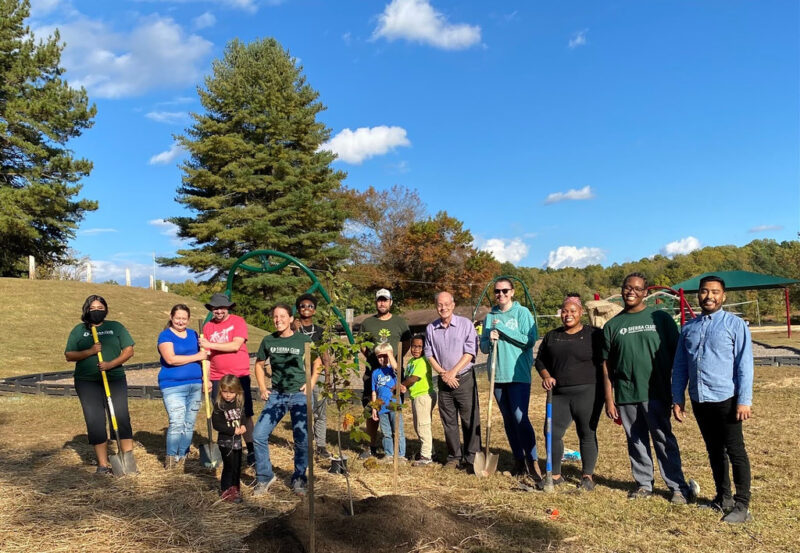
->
[474, 339, 499, 477]
[198, 331, 222, 469]
[542, 389, 554, 492]
[91, 327, 137, 476]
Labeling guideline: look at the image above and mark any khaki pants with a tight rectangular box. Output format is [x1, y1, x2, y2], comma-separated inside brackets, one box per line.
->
[411, 392, 437, 459]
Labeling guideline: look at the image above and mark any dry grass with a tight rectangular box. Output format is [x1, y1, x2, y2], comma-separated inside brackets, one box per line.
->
[0, 278, 269, 378]
[749, 329, 800, 351]
[1, 366, 798, 552]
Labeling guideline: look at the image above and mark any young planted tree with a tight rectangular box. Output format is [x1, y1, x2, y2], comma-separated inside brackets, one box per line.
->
[0, 0, 97, 276]
[162, 38, 348, 322]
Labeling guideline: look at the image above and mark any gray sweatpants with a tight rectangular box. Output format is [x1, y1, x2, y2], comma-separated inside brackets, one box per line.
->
[618, 398, 689, 495]
[312, 385, 328, 448]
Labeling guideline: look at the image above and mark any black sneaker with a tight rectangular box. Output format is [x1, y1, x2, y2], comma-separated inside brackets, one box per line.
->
[315, 446, 332, 460]
[627, 487, 652, 500]
[578, 476, 595, 491]
[721, 503, 752, 524]
[700, 495, 735, 513]
[510, 458, 526, 476]
[535, 476, 565, 491]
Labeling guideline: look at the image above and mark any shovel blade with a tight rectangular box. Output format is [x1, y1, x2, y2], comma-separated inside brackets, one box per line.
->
[200, 443, 223, 469]
[108, 451, 137, 476]
[473, 452, 487, 477]
[484, 453, 499, 476]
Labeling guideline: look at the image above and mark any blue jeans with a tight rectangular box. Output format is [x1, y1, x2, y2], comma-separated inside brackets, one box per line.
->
[253, 391, 308, 484]
[378, 410, 406, 458]
[494, 382, 537, 460]
[161, 383, 202, 458]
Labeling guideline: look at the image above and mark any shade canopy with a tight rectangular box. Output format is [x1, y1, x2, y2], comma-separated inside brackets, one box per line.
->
[672, 270, 798, 292]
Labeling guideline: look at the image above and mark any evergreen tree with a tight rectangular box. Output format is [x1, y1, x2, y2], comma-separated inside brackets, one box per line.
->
[162, 38, 347, 323]
[0, 0, 97, 275]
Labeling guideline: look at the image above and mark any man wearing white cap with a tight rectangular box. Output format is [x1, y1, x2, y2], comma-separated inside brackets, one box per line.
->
[359, 288, 411, 459]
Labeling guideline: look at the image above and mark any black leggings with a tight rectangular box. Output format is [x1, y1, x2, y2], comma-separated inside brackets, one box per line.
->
[219, 446, 242, 490]
[74, 376, 133, 445]
[546, 383, 603, 476]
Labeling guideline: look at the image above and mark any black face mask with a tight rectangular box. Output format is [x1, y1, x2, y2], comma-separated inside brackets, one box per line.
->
[88, 310, 107, 324]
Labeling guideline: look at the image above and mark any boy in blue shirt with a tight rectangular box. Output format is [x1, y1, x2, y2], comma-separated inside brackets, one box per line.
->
[371, 342, 406, 461]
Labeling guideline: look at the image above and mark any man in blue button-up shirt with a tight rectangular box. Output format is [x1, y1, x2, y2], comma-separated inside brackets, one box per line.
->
[672, 275, 753, 523]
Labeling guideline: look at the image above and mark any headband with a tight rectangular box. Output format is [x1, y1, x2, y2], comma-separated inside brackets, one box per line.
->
[563, 296, 582, 309]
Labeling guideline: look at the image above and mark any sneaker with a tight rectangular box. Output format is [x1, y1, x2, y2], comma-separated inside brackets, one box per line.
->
[232, 485, 243, 504]
[291, 479, 307, 496]
[700, 495, 735, 513]
[252, 475, 278, 497]
[444, 459, 460, 470]
[721, 503, 752, 524]
[628, 487, 653, 500]
[359, 447, 377, 460]
[95, 465, 113, 476]
[315, 446, 333, 460]
[670, 491, 689, 505]
[535, 476, 565, 491]
[246, 452, 256, 467]
[164, 457, 177, 470]
[579, 476, 595, 491]
[221, 486, 238, 503]
[412, 456, 433, 467]
[379, 455, 407, 464]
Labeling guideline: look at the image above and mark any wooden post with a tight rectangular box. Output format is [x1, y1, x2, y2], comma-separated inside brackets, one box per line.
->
[125, 268, 131, 287]
[86, 262, 92, 283]
[28, 256, 35, 279]
[785, 287, 791, 338]
[303, 342, 316, 553]
[393, 341, 401, 493]
[149, 275, 154, 290]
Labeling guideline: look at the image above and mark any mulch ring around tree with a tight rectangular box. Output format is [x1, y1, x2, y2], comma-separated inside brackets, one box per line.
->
[244, 494, 491, 553]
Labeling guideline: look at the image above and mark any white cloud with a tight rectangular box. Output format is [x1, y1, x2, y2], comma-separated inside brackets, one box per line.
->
[79, 228, 118, 235]
[148, 142, 185, 165]
[149, 218, 187, 246]
[546, 246, 605, 269]
[478, 238, 529, 264]
[373, 0, 481, 50]
[748, 224, 783, 233]
[568, 29, 588, 49]
[29, 0, 62, 17]
[145, 111, 187, 124]
[660, 236, 701, 257]
[192, 11, 216, 29]
[33, 14, 212, 98]
[544, 185, 595, 204]
[322, 126, 411, 164]
[342, 31, 352, 45]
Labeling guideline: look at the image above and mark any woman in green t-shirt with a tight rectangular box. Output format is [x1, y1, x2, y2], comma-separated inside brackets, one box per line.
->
[64, 295, 136, 475]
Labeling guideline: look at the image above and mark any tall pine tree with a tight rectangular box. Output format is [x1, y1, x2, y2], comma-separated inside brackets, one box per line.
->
[163, 38, 347, 323]
[0, 0, 97, 275]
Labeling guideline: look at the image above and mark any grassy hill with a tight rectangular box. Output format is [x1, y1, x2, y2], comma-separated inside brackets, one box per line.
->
[0, 278, 270, 379]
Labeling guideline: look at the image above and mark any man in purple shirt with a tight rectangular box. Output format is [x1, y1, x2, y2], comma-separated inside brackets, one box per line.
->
[425, 291, 481, 471]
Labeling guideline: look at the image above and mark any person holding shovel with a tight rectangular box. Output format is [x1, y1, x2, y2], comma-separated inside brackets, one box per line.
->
[479, 279, 541, 480]
[200, 293, 255, 466]
[534, 294, 604, 491]
[65, 295, 135, 475]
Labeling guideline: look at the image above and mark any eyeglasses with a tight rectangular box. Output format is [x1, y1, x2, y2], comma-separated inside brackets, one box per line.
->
[298, 304, 315, 309]
[622, 286, 646, 293]
[494, 288, 512, 295]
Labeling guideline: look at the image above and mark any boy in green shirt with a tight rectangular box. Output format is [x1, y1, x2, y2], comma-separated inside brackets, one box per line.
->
[400, 335, 437, 466]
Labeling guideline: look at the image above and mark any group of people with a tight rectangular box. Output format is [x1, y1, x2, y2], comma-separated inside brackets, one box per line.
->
[63, 271, 754, 523]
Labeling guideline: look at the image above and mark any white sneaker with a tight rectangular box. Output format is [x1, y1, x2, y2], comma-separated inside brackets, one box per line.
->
[252, 475, 277, 497]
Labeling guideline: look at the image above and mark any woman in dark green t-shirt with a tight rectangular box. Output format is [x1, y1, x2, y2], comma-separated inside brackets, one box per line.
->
[64, 295, 136, 475]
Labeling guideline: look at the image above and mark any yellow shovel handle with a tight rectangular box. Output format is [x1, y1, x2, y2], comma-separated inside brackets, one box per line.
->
[200, 333, 212, 419]
[91, 326, 118, 431]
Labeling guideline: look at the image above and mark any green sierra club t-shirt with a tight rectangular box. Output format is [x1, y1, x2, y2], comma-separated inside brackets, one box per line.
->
[65, 321, 135, 382]
[256, 332, 313, 394]
[602, 307, 679, 404]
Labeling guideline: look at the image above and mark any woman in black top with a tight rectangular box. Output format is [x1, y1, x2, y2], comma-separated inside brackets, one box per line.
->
[535, 294, 604, 490]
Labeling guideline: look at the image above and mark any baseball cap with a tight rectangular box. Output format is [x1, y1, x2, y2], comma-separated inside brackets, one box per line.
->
[375, 288, 392, 300]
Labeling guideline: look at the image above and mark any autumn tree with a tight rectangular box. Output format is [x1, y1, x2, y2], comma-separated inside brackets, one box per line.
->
[0, 0, 97, 275]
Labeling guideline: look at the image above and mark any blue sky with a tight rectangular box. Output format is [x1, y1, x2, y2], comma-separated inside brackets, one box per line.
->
[27, 0, 799, 286]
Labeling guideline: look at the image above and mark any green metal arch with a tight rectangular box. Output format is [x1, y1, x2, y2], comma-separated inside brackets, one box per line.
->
[211, 249, 355, 345]
[471, 275, 539, 341]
